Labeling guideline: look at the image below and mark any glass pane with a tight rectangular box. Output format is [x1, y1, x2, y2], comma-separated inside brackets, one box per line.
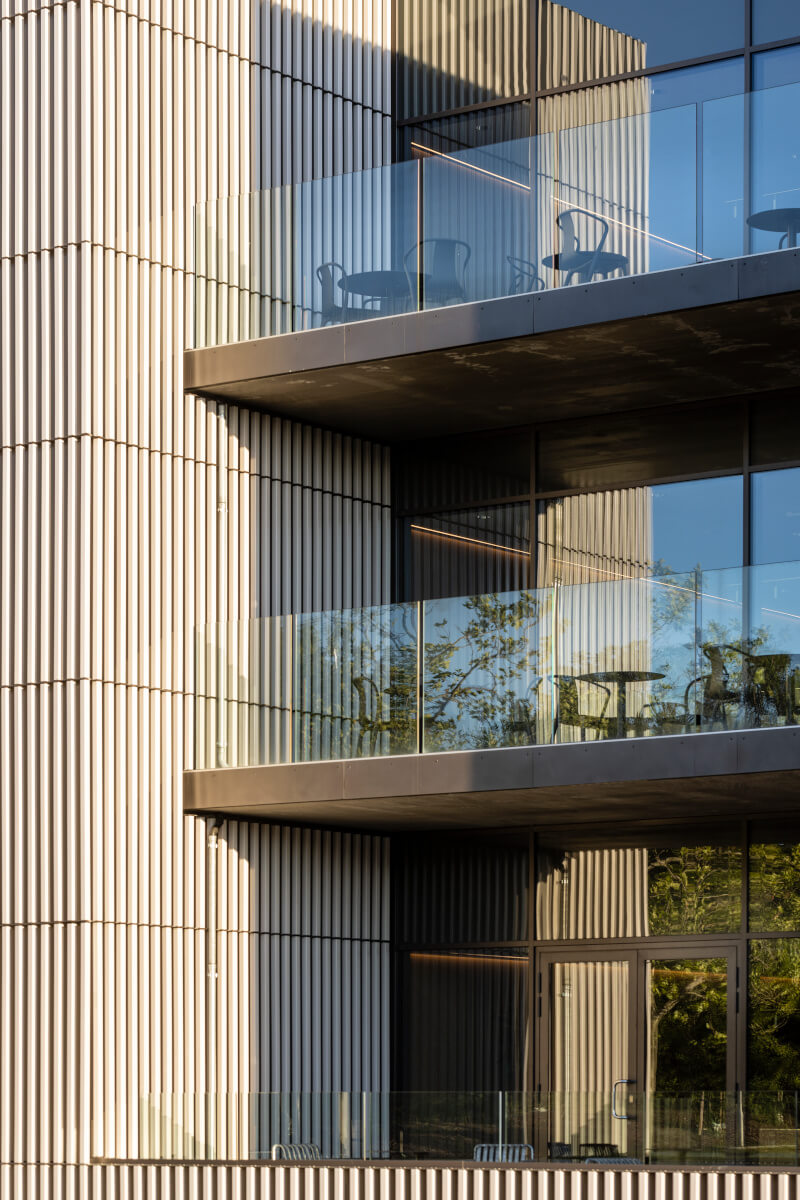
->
[394, 830, 530, 944]
[649, 60, 745, 109]
[397, 0, 529, 121]
[750, 827, 800, 932]
[548, 960, 632, 1157]
[537, 479, 743, 587]
[751, 394, 800, 466]
[406, 504, 531, 602]
[537, 0, 744, 88]
[752, 468, 800, 565]
[401, 102, 531, 159]
[394, 428, 531, 513]
[748, 939, 800, 1090]
[422, 589, 545, 750]
[746, 561, 800, 727]
[696, 566, 747, 730]
[647, 958, 728, 1092]
[293, 603, 418, 761]
[753, 1, 800, 47]
[753, 43, 800, 88]
[537, 828, 742, 939]
[417, 133, 546, 309]
[396, 949, 529, 1092]
[703, 91, 747, 261]
[749, 77, 800, 252]
[645, 958, 729, 1163]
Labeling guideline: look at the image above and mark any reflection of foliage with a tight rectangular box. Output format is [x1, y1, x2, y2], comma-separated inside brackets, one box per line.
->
[294, 604, 418, 760]
[750, 842, 800, 933]
[648, 845, 742, 935]
[649, 959, 728, 1093]
[749, 940, 800, 1093]
[423, 592, 544, 751]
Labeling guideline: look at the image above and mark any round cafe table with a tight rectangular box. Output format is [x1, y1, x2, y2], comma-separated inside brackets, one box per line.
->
[577, 669, 665, 739]
[746, 208, 800, 249]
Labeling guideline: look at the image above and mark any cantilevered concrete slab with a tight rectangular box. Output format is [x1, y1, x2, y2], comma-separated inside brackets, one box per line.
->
[185, 252, 800, 440]
[184, 725, 800, 832]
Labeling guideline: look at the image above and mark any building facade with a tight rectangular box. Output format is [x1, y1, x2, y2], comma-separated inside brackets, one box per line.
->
[4, 0, 800, 1196]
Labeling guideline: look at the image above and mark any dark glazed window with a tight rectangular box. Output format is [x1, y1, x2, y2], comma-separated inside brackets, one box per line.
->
[395, 832, 530, 944]
[536, 830, 742, 939]
[748, 939, 800, 1090]
[753, 0, 800, 46]
[749, 826, 800, 931]
[401, 102, 532, 158]
[537, 0, 744, 89]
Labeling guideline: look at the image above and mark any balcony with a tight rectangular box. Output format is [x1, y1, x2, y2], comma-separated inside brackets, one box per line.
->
[186, 562, 800, 828]
[138, 1090, 800, 1166]
[186, 82, 800, 439]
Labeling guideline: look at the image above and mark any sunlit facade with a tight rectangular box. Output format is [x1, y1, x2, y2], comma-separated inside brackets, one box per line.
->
[5, 1, 800, 1196]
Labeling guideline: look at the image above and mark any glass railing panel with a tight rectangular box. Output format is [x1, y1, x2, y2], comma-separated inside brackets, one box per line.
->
[421, 589, 549, 752]
[193, 80, 800, 348]
[702, 92, 746, 262]
[695, 568, 747, 731]
[195, 617, 292, 770]
[554, 103, 699, 288]
[417, 134, 554, 307]
[551, 572, 699, 744]
[194, 186, 296, 349]
[748, 560, 800, 727]
[293, 602, 418, 762]
[750, 81, 800, 254]
[294, 159, 420, 331]
[135, 1091, 800, 1163]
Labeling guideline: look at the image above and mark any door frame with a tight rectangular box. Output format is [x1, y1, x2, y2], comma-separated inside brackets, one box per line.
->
[535, 940, 744, 1161]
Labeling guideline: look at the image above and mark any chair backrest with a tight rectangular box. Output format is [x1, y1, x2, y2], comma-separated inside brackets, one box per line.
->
[507, 255, 545, 294]
[585, 1157, 641, 1164]
[554, 675, 580, 722]
[405, 239, 471, 291]
[473, 1143, 534, 1162]
[557, 209, 609, 256]
[579, 1142, 619, 1158]
[316, 261, 345, 320]
[271, 1142, 321, 1161]
[548, 1141, 572, 1160]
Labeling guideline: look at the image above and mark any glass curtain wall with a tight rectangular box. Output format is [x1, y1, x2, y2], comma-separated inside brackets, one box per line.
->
[394, 396, 800, 605]
[392, 820, 800, 1163]
[397, 0, 800, 157]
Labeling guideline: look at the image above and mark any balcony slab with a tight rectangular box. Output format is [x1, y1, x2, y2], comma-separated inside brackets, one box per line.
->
[184, 725, 800, 832]
[184, 253, 800, 441]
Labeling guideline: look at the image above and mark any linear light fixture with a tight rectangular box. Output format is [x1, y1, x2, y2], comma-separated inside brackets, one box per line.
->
[410, 522, 530, 557]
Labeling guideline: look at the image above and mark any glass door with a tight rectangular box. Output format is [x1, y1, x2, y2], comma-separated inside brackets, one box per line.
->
[537, 951, 638, 1162]
[537, 945, 741, 1163]
[643, 948, 739, 1164]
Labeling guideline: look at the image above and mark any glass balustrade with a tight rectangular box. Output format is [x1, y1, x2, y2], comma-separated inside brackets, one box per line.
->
[133, 1090, 800, 1164]
[195, 562, 800, 770]
[193, 80, 800, 349]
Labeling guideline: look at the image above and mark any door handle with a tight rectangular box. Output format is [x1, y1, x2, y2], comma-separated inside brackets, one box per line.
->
[612, 1079, 635, 1119]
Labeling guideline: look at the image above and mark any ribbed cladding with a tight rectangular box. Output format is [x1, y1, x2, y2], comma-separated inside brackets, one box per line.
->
[397, 0, 529, 120]
[537, 0, 648, 92]
[1, 0, 393, 1189]
[3, 1165, 800, 1199]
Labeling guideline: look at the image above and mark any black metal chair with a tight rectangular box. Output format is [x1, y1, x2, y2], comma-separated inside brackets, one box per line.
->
[543, 209, 628, 285]
[474, 1143, 534, 1162]
[507, 255, 546, 294]
[316, 261, 350, 325]
[552, 674, 616, 741]
[404, 238, 471, 305]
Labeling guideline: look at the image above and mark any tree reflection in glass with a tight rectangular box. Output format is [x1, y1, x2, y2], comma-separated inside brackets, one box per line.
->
[647, 844, 742, 935]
